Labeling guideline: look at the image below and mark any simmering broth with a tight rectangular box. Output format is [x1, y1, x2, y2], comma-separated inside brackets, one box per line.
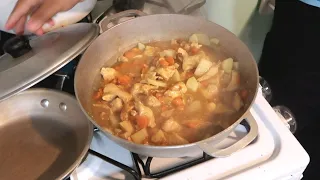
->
[90, 34, 248, 146]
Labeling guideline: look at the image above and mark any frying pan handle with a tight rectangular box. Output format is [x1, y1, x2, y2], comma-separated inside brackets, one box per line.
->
[99, 10, 147, 33]
[197, 112, 259, 157]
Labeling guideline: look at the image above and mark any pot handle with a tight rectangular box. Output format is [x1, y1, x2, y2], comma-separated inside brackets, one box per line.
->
[99, 10, 147, 33]
[197, 113, 259, 157]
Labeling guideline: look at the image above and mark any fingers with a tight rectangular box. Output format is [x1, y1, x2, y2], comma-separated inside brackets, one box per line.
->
[47, 19, 55, 27]
[14, 15, 27, 35]
[26, 2, 62, 32]
[35, 28, 44, 35]
[5, 0, 40, 30]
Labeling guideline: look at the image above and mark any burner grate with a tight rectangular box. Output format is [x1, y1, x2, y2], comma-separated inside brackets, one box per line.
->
[132, 152, 213, 179]
[66, 120, 250, 180]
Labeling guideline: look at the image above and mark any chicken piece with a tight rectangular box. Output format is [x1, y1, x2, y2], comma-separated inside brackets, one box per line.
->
[177, 48, 188, 61]
[110, 98, 123, 112]
[184, 43, 191, 51]
[161, 118, 181, 133]
[100, 67, 117, 81]
[194, 59, 213, 77]
[159, 49, 176, 58]
[164, 82, 187, 98]
[103, 83, 132, 103]
[120, 102, 134, 121]
[200, 84, 219, 99]
[171, 82, 188, 92]
[161, 109, 175, 118]
[146, 78, 167, 88]
[137, 43, 146, 51]
[135, 101, 156, 128]
[226, 71, 241, 91]
[197, 64, 219, 82]
[133, 55, 143, 59]
[102, 94, 117, 102]
[171, 39, 178, 45]
[144, 46, 156, 56]
[117, 55, 129, 62]
[156, 65, 176, 81]
[146, 95, 161, 107]
[183, 51, 207, 72]
[93, 103, 110, 111]
[142, 71, 156, 80]
[131, 83, 158, 97]
[109, 111, 120, 128]
[190, 42, 202, 49]
[130, 110, 138, 117]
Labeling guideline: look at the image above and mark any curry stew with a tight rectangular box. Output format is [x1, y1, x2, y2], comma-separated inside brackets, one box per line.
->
[91, 34, 248, 146]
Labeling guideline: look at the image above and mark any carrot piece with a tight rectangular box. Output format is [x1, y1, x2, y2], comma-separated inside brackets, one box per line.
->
[172, 97, 184, 107]
[177, 105, 185, 111]
[157, 96, 164, 104]
[124, 51, 136, 59]
[166, 56, 175, 65]
[185, 71, 194, 79]
[131, 47, 141, 53]
[136, 115, 149, 129]
[191, 47, 200, 54]
[184, 121, 200, 128]
[159, 59, 169, 67]
[117, 75, 131, 85]
[155, 93, 163, 98]
[200, 80, 210, 87]
[114, 65, 121, 71]
[93, 88, 103, 100]
[161, 105, 169, 111]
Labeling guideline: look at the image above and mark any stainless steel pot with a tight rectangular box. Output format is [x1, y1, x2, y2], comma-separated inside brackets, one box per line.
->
[75, 11, 259, 158]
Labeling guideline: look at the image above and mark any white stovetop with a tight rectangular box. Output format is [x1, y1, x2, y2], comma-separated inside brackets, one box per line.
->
[70, 90, 309, 180]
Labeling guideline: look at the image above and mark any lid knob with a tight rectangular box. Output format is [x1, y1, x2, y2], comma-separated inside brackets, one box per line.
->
[3, 36, 32, 58]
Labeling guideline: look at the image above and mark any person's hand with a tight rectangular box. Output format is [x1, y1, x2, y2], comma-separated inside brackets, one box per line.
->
[5, 0, 81, 35]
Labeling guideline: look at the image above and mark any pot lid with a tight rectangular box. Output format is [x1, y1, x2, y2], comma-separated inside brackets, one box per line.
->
[0, 23, 99, 101]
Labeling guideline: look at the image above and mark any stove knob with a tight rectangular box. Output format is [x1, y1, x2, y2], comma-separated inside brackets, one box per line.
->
[273, 105, 297, 134]
[3, 36, 32, 58]
[259, 76, 272, 102]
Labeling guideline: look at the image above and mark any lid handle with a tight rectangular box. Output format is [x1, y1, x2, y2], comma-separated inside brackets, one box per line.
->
[3, 36, 32, 58]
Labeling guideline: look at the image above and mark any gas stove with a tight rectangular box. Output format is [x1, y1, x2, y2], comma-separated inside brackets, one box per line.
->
[70, 1, 307, 180]
[68, 89, 309, 180]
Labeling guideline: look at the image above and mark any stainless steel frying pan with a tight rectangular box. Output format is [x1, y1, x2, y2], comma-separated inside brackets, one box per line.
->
[75, 11, 259, 158]
[0, 88, 93, 180]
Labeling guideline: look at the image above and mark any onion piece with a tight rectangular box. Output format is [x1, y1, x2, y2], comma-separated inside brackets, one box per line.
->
[194, 59, 213, 77]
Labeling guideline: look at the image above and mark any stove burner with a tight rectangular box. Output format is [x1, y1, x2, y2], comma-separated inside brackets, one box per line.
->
[65, 121, 251, 180]
[113, 0, 146, 12]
